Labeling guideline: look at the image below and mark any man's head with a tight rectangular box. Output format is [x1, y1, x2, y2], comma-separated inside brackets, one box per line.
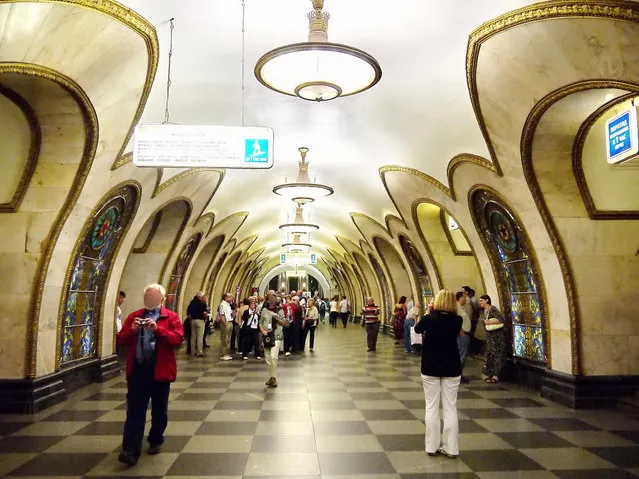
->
[143, 284, 165, 310]
[342, 296, 346, 300]
[118, 291, 126, 306]
[196, 291, 205, 300]
[456, 291, 467, 305]
[367, 296, 375, 306]
[223, 293, 232, 303]
[462, 286, 475, 297]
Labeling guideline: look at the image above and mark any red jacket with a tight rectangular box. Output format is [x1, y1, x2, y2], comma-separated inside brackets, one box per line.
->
[116, 307, 184, 382]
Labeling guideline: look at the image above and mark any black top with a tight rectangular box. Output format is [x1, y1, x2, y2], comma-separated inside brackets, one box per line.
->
[186, 296, 208, 320]
[414, 310, 463, 377]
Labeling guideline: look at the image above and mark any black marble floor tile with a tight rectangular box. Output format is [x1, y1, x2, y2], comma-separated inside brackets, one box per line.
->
[459, 420, 489, 433]
[318, 451, 396, 474]
[0, 422, 32, 436]
[0, 435, 63, 452]
[497, 431, 574, 448]
[553, 469, 638, 479]
[458, 408, 520, 419]
[611, 429, 639, 443]
[490, 397, 548, 408]
[376, 433, 425, 451]
[214, 400, 263, 410]
[313, 421, 373, 435]
[460, 449, 544, 471]
[176, 392, 223, 401]
[42, 409, 108, 421]
[530, 417, 602, 431]
[167, 410, 211, 421]
[8, 452, 107, 475]
[74, 421, 123, 435]
[166, 452, 249, 475]
[259, 410, 312, 421]
[195, 421, 257, 435]
[250, 434, 317, 452]
[587, 447, 639, 467]
[361, 409, 416, 421]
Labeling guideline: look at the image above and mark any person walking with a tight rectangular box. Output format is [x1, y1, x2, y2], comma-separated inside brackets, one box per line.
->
[259, 290, 286, 388]
[414, 289, 463, 458]
[361, 297, 381, 352]
[456, 291, 472, 383]
[339, 296, 350, 328]
[393, 296, 407, 345]
[479, 294, 506, 384]
[217, 293, 234, 361]
[241, 298, 261, 360]
[302, 298, 319, 352]
[116, 284, 184, 466]
[404, 301, 420, 353]
[329, 296, 339, 328]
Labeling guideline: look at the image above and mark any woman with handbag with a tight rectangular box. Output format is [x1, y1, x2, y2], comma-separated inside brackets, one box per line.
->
[259, 291, 287, 388]
[479, 295, 506, 384]
[302, 298, 319, 352]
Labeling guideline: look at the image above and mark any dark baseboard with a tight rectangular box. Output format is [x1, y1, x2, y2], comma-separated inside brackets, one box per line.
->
[507, 359, 639, 409]
[0, 355, 122, 414]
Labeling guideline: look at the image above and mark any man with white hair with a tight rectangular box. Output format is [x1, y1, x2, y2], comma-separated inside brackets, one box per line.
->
[116, 283, 184, 466]
[186, 291, 208, 357]
[218, 292, 234, 361]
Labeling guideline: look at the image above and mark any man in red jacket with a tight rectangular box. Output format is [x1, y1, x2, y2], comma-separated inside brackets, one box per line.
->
[116, 283, 184, 466]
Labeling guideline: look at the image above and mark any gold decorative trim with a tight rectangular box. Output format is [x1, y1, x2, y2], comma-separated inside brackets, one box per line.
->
[197, 234, 225, 291]
[132, 210, 162, 254]
[410, 198, 488, 294]
[157, 198, 193, 283]
[0, 85, 41, 213]
[440, 209, 473, 256]
[467, 184, 552, 369]
[54, 181, 142, 368]
[208, 211, 249, 240]
[572, 90, 639, 219]
[370, 236, 405, 304]
[1, 64, 100, 379]
[195, 212, 216, 237]
[153, 168, 225, 198]
[379, 165, 451, 197]
[519, 80, 639, 374]
[446, 154, 498, 200]
[384, 214, 409, 234]
[111, 152, 132, 170]
[466, 0, 639, 176]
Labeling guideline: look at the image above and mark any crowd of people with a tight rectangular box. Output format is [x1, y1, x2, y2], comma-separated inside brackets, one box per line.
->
[114, 282, 506, 466]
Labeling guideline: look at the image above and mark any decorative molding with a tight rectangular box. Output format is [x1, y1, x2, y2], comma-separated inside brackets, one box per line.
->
[379, 165, 451, 197]
[208, 212, 249, 243]
[54, 181, 142, 368]
[111, 151, 133, 170]
[439, 209, 473, 256]
[518, 80, 639, 375]
[197, 234, 225, 291]
[195, 212, 216, 237]
[446, 154, 498, 200]
[0, 85, 41, 213]
[132, 210, 162, 253]
[572, 91, 639, 219]
[467, 184, 552, 369]
[157, 198, 194, 283]
[153, 168, 224, 198]
[0, 64, 101, 379]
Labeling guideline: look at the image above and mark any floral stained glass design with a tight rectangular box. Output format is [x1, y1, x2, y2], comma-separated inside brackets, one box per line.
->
[472, 190, 547, 364]
[370, 254, 392, 324]
[399, 235, 434, 313]
[60, 185, 139, 367]
[166, 233, 202, 312]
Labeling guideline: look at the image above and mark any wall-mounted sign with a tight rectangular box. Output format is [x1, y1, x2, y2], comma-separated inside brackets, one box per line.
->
[606, 108, 639, 164]
[278, 253, 318, 266]
[133, 124, 274, 169]
[280, 253, 287, 264]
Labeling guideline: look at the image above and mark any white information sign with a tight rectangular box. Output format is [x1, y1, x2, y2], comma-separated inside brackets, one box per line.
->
[133, 124, 274, 169]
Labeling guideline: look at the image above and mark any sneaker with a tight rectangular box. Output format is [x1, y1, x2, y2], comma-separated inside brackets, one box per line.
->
[437, 447, 458, 458]
[427, 451, 438, 457]
[268, 379, 278, 388]
[118, 450, 138, 466]
[265, 377, 274, 386]
[310, 348, 314, 352]
[285, 352, 291, 356]
[242, 356, 248, 360]
[148, 444, 162, 455]
[256, 356, 262, 360]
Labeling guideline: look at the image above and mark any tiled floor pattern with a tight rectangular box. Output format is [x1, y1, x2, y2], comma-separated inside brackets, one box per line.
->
[1, 324, 639, 478]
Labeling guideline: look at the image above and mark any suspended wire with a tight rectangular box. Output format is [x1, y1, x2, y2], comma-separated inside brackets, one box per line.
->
[241, 0, 246, 126]
[163, 18, 175, 124]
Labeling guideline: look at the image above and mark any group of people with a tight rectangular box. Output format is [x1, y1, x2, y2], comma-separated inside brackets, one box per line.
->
[114, 281, 508, 467]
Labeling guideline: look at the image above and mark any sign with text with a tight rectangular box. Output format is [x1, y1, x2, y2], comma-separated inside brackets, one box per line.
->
[133, 124, 274, 169]
[606, 108, 639, 164]
[279, 253, 318, 266]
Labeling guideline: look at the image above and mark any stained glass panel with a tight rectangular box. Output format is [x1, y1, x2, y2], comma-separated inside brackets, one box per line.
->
[513, 324, 526, 357]
[166, 234, 201, 312]
[532, 326, 545, 362]
[60, 185, 139, 367]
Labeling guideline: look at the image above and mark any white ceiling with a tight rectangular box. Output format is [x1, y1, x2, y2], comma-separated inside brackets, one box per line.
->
[122, 0, 534, 258]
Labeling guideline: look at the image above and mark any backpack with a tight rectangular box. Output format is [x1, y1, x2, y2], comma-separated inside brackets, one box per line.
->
[319, 301, 326, 314]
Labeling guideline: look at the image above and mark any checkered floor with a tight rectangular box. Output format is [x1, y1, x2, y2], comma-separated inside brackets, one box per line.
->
[1, 324, 639, 478]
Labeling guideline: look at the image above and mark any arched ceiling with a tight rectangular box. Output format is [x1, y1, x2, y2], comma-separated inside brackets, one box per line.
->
[120, 0, 534, 259]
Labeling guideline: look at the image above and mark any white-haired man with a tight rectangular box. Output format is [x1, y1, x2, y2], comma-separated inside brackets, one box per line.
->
[186, 291, 208, 357]
[116, 284, 184, 466]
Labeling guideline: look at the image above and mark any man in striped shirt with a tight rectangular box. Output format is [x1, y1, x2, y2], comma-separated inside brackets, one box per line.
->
[361, 297, 381, 352]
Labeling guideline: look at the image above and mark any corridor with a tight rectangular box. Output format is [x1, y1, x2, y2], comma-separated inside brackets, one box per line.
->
[0, 325, 638, 478]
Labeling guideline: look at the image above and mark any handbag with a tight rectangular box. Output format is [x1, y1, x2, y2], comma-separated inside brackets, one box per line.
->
[485, 322, 504, 331]
[410, 326, 423, 345]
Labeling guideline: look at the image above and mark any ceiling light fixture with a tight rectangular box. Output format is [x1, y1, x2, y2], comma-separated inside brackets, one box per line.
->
[273, 147, 333, 202]
[254, 0, 382, 102]
[280, 199, 319, 233]
[282, 233, 312, 253]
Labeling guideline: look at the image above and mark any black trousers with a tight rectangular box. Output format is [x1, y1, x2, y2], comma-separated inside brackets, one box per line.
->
[329, 312, 338, 328]
[242, 328, 260, 357]
[366, 322, 380, 351]
[341, 312, 349, 328]
[283, 327, 294, 353]
[301, 326, 316, 350]
[122, 368, 170, 458]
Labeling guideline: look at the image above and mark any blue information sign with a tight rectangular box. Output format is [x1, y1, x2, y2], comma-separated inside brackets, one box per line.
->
[607, 111, 632, 159]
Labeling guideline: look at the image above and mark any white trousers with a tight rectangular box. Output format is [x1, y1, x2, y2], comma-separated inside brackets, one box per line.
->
[421, 374, 461, 455]
[266, 339, 281, 379]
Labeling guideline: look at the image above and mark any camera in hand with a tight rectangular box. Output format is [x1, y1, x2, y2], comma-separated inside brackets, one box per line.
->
[139, 319, 151, 326]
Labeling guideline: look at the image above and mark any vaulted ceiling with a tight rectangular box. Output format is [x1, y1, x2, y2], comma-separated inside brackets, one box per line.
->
[121, 0, 533, 260]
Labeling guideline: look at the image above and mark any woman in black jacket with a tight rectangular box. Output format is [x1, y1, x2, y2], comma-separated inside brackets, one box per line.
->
[414, 289, 462, 458]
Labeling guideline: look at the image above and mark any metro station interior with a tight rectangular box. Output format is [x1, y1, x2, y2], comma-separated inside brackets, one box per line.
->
[0, 0, 638, 477]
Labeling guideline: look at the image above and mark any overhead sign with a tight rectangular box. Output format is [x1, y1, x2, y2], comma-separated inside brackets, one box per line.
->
[606, 108, 639, 164]
[279, 253, 318, 266]
[133, 124, 274, 169]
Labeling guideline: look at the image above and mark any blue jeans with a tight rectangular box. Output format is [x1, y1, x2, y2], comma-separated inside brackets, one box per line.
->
[457, 333, 471, 370]
[404, 318, 415, 352]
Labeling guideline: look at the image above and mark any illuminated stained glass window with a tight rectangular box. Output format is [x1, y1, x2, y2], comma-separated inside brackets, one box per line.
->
[471, 189, 547, 364]
[166, 233, 202, 312]
[398, 235, 434, 312]
[60, 184, 139, 367]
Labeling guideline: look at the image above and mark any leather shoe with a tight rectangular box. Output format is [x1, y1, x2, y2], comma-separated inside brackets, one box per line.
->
[118, 450, 138, 466]
[148, 444, 162, 455]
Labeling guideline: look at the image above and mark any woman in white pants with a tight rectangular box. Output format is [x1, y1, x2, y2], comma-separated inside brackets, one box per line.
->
[414, 289, 463, 458]
[259, 291, 286, 388]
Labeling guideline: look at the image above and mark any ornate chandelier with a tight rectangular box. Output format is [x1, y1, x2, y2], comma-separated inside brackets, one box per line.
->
[282, 233, 312, 253]
[280, 199, 319, 233]
[273, 147, 333, 202]
[254, 0, 382, 102]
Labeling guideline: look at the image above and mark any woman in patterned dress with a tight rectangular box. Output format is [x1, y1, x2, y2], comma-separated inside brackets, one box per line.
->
[479, 295, 506, 384]
[393, 296, 407, 345]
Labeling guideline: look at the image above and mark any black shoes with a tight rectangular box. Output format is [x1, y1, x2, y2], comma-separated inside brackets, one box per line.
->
[148, 444, 162, 455]
[460, 376, 470, 384]
[118, 450, 138, 466]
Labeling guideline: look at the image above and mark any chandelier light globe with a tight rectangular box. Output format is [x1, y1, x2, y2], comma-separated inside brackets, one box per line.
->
[279, 200, 319, 233]
[273, 147, 334, 202]
[255, 0, 382, 102]
[282, 233, 312, 253]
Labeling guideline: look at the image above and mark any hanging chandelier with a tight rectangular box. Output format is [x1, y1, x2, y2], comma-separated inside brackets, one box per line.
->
[282, 233, 312, 253]
[254, 0, 382, 102]
[280, 199, 319, 233]
[273, 147, 333, 202]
